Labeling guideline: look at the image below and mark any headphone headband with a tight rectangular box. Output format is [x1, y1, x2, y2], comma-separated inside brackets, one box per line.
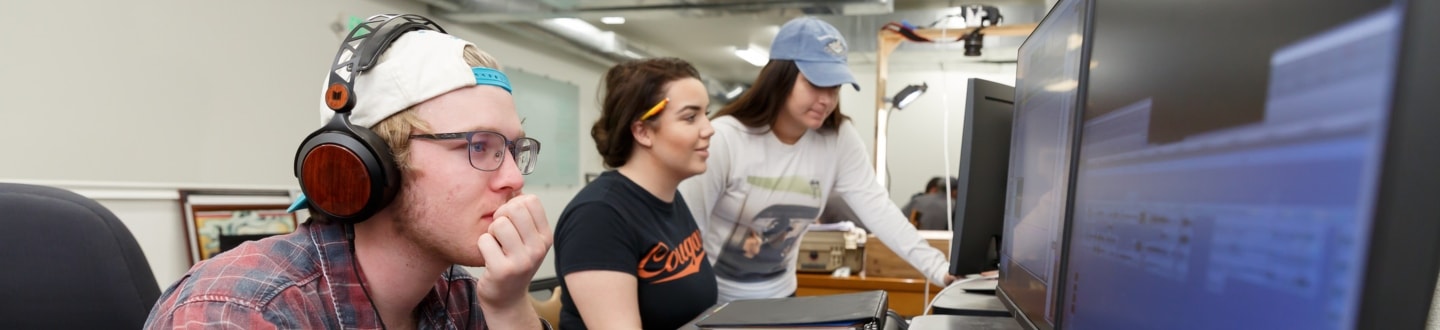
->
[323, 14, 447, 113]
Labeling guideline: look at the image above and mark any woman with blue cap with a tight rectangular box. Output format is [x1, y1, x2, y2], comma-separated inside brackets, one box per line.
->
[679, 16, 956, 302]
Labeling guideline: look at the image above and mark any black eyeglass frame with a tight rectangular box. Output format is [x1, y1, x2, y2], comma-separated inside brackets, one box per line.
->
[409, 131, 541, 174]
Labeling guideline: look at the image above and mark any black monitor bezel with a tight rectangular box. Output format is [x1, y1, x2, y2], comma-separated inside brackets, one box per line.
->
[1047, 0, 1094, 326]
[1354, 0, 1440, 327]
[994, 0, 1096, 329]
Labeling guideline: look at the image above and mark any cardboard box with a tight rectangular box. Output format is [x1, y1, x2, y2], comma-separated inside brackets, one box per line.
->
[863, 230, 951, 279]
[796, 231, 865, 273]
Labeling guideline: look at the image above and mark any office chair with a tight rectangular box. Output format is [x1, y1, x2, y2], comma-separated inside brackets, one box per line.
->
[530, 285, 563, 327]
[0, 183, 161, 329]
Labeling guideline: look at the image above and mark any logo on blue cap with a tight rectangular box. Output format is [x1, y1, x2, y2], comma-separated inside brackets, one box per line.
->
[825, 39, 845, 56]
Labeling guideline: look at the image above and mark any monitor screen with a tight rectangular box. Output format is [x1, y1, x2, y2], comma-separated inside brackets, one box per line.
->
[1060, 1, 1402, 329]
[218, 233, 278, 254]
[948, 78, 1014, 277]
[997, 0, 1088, 328]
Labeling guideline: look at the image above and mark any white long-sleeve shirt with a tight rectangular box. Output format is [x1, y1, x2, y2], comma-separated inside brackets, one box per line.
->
[679, 116, 951, 302]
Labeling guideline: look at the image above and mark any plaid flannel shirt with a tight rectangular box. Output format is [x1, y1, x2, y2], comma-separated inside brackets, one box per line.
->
[144, 219, 489, 329]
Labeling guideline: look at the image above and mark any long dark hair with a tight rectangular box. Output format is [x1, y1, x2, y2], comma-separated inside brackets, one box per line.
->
[712, 60, 848, 131]
[591, 57, 702, 168]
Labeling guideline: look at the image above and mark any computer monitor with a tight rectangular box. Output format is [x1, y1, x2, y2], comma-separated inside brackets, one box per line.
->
[218, 233, 277, 254]
[947, 78, 1014, 276]
[1059, 0, 1440, 328]
[995, 0, 1090, 328]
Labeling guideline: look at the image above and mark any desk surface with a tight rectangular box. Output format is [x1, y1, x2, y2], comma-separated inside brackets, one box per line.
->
[909, 314, 1023, 330]
[796, 273, 945, 290]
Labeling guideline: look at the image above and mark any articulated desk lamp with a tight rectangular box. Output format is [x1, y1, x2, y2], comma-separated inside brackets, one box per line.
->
[892, 83, 929, 109]
[875, 82, 929, 188]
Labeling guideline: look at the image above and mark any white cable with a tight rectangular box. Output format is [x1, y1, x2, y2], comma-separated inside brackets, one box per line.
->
[923, 275, 931, 316]
[927, 275, 999, 312]
[917, 19, 957, 313]
[938, 33, 954, 235]
[924, 61, 956, 316]
[941, 63, 953, 234]
[885, 109, 895, 188]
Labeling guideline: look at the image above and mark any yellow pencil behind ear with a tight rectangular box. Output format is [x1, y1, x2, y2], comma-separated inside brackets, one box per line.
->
[639, 98, 669, 121]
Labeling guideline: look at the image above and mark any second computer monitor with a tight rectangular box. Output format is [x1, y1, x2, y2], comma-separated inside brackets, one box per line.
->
[948, 78, 1015, 276]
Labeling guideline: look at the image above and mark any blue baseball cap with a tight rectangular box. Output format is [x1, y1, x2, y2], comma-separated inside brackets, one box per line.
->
[769, 16, 860, 91]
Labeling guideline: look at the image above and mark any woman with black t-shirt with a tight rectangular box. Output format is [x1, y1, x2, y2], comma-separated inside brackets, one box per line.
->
[554, 57, 718, 329]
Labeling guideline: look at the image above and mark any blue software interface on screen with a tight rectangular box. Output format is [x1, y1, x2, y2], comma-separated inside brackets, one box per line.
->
[1002, 0, 1084, 325]
[1061, 6, 1399, 330]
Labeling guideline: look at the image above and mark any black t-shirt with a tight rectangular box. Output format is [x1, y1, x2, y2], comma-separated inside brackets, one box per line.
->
[555, 171, 718, 330]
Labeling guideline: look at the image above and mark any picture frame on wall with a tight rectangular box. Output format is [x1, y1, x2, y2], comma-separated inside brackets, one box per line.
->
[179, 190, 300, 265]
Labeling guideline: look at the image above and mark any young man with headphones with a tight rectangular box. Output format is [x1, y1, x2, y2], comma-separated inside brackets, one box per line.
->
[145, 15, 553, 329]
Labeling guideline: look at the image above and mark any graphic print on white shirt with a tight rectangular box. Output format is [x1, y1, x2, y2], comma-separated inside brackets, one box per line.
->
[712, 175, 822, 282]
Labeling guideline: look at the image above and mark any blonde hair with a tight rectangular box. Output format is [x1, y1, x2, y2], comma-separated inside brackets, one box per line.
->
[372, 44, 501, 169]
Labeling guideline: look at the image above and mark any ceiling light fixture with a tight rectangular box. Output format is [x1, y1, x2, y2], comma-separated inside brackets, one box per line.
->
[725, 86, 745, 99]
[600, 17, 626, 25]
[733, 45, 768, 67]
[546, 18, 603, 36]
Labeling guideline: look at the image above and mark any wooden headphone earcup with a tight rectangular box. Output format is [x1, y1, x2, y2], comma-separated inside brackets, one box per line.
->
[300, 144, 373, 218]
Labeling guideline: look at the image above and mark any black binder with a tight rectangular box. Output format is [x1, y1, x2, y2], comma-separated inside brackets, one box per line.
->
[693, 290, 888, 329]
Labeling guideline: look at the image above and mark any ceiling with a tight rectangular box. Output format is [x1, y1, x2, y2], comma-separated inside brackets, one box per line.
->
[417, 0, 1053, 86]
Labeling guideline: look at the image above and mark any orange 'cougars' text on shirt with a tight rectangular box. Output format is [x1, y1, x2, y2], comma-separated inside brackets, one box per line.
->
[637, 230, 707, 284]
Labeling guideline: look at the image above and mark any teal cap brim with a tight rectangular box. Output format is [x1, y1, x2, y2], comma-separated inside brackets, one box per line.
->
[473, 67, 512, 94]
[286, 193, 309, 213]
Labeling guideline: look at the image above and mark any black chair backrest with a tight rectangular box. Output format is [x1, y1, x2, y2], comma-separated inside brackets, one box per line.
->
[0, 183, 161, 329]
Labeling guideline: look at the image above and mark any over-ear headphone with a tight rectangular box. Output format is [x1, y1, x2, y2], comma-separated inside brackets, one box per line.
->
[293, 14, 447, 223]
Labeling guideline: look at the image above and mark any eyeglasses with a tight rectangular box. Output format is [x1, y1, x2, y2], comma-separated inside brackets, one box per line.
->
[410, 131, 541, 174]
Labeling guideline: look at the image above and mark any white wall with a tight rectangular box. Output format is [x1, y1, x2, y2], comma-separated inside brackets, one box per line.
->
[0, 0, 609, 286]
[840, 60, 1018, 207]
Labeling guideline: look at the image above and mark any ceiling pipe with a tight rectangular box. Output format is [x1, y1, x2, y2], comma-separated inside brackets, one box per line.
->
[420, 4, 748, 103]
[412, 0, 896, 102]
[521, 18, 747, 103]
[481, 22, 630, 66]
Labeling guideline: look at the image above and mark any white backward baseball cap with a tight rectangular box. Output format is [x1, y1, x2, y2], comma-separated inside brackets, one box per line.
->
[317, 29, 512, 129]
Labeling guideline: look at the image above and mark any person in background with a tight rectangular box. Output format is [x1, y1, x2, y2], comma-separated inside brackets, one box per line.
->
[679, 16, 955, 303]
[145, 16, 552, 329]
[901, 177, 944, 220]
[554, 57, 718, 329]
[903, 177, 957, 230]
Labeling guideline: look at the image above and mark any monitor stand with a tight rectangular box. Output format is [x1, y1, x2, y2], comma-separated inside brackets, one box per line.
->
[909, 314, 1022, 330]
[930, 277, 1011, 317]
